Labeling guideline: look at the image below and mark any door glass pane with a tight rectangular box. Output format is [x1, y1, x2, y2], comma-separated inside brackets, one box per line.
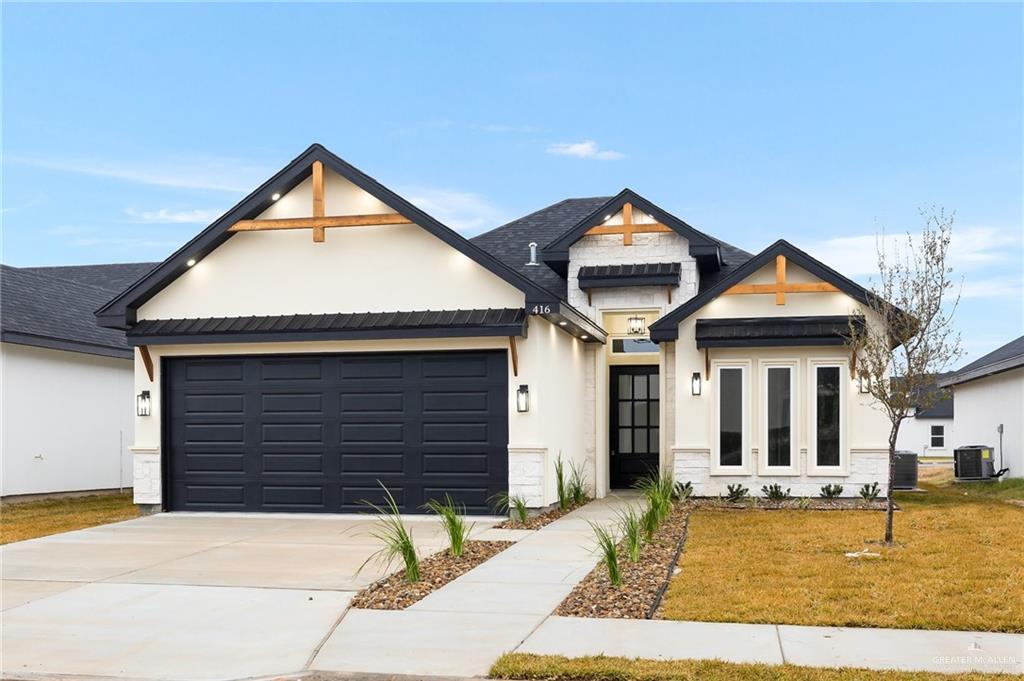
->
[719, 368, 743, 467]
[618, 428, 632, 454]
[634, 429, 647, 454]
[650, 404, 659, 426]
[767, 367, 791, 467]
[618, 401, 632, 426]
[633, 375, 648, 399]
[816, 367, 841, 467]
[633, 401, 648, 427]
[650, 428, 659, 452]
[618, 374, 632, 399]
[649, 375, 659, 399]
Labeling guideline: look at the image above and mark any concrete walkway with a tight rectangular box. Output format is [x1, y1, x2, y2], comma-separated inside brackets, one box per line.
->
[517, 616, 1024, 676]
[311, 494, 642, 677]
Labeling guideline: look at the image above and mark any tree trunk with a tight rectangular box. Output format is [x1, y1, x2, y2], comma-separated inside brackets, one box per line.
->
[884, 429, 898, 544]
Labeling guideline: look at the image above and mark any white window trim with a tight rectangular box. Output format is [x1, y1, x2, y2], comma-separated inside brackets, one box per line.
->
[711, 360, 751, 476]
[808, 359, 849, 476]
[760, 360, 799, 476]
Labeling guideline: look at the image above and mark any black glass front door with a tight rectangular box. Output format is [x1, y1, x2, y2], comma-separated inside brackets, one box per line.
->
[610, 365, 660, 488]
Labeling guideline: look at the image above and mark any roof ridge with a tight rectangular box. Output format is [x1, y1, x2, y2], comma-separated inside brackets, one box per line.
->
[471, 196, 612, 241]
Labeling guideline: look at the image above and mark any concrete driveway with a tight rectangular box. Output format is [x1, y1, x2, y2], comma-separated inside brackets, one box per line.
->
[1, 512, 498, 680]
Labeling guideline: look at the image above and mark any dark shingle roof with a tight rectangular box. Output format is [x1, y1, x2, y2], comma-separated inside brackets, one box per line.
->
[471, 197, 752, 300]
[128, 308, 527, 344]
[940, 335, 1024, 387]
[22, 262, 158, 293]
[1, 264, 158, 358]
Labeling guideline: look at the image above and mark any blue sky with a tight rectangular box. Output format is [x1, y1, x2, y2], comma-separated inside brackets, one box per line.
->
[3, 3, 1021, 364]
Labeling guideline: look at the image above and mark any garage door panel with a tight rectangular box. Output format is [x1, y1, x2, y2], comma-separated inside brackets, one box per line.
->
[168, 351, 507, 514]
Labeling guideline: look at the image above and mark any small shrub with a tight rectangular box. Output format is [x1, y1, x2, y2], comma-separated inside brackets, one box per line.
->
[424, 494, 473, 558]
[635, 472, 675, 521]
[725, 484, 749, 503]
[673, 480, 694, 501]
[359, 482, 419, 582]
[555, 454, 569, 510]
[820, 484, 844, 499]
[860, 482, 881, 503]
[567, 460, 589, 506]
[798, 496, 812, 510]
[617, 507, 644, 562]
[490, 492, 529, 524]
[590, 522, 622, 586]
[641, 503, 660, 540]
[761, 483, 791, 502]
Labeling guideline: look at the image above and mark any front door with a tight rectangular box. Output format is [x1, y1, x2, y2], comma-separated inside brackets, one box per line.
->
[610, 365, 660, 488]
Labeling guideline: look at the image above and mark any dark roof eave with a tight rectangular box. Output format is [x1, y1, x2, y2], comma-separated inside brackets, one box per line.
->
[938, 355, 1024, 387]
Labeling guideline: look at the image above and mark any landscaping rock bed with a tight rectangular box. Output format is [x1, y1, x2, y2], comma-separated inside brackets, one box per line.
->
[555, 504, 690, 619]
[351, 540, 512, 609]
[495, 503, 582, 530]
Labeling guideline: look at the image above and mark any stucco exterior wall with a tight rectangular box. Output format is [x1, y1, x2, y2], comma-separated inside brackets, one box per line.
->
[896, 415, 955, 458]
[1, 343, 133, 496]
[951, 367, 1023, 479]
[669, 261, 891, 497]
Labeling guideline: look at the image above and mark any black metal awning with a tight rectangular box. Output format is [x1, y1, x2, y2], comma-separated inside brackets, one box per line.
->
[577, 262, 681, 289]
[695, 315, 863, 348]
[128, 308, 528, 345]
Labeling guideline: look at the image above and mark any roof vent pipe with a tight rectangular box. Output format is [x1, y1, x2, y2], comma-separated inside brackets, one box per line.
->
[526, 242, 539, 266]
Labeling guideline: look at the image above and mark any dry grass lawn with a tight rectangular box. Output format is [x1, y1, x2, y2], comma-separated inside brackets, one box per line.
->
[490, 653, 1018, 681]
[660, 469, 1024, 632]
[1, 492, 137, 544]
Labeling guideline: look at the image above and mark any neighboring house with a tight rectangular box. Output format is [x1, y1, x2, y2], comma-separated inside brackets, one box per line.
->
[96, 144, 893, 514]
[1, 262, 157, 497]
[894, 376, 955, 460]
[939, 335, 1024, 479]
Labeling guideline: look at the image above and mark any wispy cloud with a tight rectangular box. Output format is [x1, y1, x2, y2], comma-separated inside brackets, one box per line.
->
[400, 186, 506, 235]
[546, 140, 624, 161]
[7, 154, 268, 192]
[799, 225, 1021, 278]
[46, 224, 180, 253]
[475, 123, 542, 134]
[123, 208, 222, 224]
[959, 275, 1023, 300]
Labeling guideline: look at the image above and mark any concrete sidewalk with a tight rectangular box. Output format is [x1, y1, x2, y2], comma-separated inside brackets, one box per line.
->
[516, 616, 1024, 676]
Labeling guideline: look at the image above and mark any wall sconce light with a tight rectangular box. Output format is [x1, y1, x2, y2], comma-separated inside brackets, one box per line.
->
[691, 372, 702, 396]
[858, 374, 871, 394]
[516, 385, 530, 413]
[137, 390, 152, 417]
[627, 315, 646, 336]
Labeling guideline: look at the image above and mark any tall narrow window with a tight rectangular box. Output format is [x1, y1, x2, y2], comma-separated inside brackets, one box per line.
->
[930, 425, 945, 448]
[719, 367, 744, 467]
[815, 366, 842, 467]
[766, 367, 792, 467]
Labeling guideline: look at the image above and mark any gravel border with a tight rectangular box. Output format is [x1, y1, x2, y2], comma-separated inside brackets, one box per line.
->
[351, 540, 512, 610]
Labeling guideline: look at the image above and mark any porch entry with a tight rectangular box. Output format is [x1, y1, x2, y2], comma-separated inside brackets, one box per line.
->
[610, 365, 660, 488]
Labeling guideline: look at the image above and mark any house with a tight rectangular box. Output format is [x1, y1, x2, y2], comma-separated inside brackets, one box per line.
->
[894, 375, 955, 460]
[1, 262, 157, 497]
[939, 335, 1024, 479]
[95, 144, 892, 514]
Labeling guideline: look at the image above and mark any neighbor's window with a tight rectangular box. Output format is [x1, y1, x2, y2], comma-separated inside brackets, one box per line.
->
[612, 338, 658, 354]
[766, 366, 793, 467]
[930, 425, 945, 448]
[815, 366, 842, 467]
[718, 367, 745, 467]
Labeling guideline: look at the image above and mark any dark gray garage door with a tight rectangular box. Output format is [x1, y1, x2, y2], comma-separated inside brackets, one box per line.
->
[166, 351, 508, 514]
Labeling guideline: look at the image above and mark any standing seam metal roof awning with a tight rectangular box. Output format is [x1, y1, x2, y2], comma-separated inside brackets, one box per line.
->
[127, 308, 529, 345]
[695, 316, 863, 348]
[577, 262, 681, 289]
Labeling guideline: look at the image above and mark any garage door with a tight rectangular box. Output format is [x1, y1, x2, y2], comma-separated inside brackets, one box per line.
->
[166, 351, 508, 514]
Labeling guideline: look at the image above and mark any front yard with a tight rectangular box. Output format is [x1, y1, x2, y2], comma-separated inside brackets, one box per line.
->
[660, 471, 1024, 632]
[1, 492, 137, 544]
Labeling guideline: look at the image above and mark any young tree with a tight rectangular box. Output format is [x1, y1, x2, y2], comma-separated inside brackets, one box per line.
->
[846, 209, 963, 545]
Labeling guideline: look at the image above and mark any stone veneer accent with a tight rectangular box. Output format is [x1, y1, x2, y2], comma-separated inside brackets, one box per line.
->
[672, 448, 890, 497]
[583, 345, 598, 493]
[131, 448, 162, 505]
[568, 232, 698, 318]
[508, 447, 546, 507]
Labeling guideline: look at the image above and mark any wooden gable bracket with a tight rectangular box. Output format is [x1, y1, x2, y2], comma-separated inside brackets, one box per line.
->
[139, 345, 155, 382]
[227, 160, 413, 242]
[723, 255, 840, 303]
[509, 336, 519, 377]
[583, 202, 673, 246]
[704, 347, 710, 381]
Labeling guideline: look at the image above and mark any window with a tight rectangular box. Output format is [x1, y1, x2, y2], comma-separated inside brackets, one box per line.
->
[612, 338, 658, 354]
[930, 425, 945, 448]
[814, 366, 842, 467]
[717, 366, 746, 468]
[764, 366, 794, 469]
